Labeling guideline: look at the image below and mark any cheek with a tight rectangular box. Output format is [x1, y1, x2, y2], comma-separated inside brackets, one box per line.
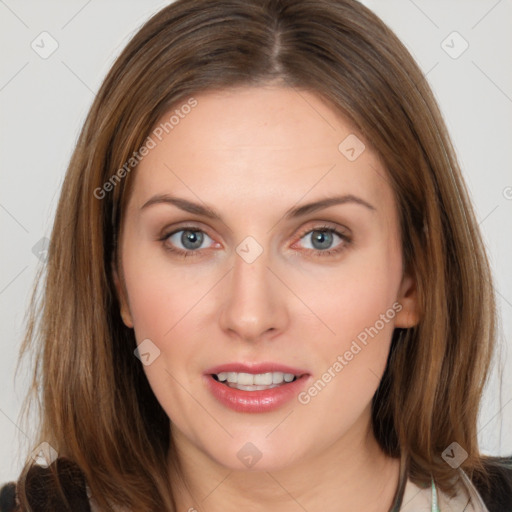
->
[302, 246, 402, 347]
[121, 248, 215, 432]
[120, 241, 223, 375]
[122, 244, 210, 341]
[294, 242, 402, 406]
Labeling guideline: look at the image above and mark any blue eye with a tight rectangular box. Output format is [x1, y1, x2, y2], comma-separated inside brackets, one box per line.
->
[164, 228, 214, 254]
[160, 224, 350, 259]
[294, 226, 350, 257]
[300, 229, 340, 251]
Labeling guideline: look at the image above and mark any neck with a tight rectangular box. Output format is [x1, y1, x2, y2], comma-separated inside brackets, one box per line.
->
[169, 411, 400, 512]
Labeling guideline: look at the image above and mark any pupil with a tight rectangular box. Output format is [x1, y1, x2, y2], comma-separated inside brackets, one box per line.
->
[182, 230, 203, 249]
[312, 231, 332, 250]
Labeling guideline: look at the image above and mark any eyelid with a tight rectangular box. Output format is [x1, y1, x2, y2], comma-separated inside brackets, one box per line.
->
[160, 223, 219, 249]
[159, 221, 215, 240]
[293, 220, 351, 239]
[290, 222, 351, 253]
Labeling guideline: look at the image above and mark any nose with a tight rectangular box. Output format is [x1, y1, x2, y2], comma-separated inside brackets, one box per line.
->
[218, 244, 289, 343]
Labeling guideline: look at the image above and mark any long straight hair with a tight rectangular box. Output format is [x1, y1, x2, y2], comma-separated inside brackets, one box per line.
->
[16, 0, 497, 509]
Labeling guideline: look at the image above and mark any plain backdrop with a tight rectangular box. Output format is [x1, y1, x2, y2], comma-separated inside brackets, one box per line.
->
[1, 0, 511, 484]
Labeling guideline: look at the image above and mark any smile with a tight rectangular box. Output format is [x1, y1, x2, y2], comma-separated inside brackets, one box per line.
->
[204, 363, 310, 413]
[213, 371, 298, 391]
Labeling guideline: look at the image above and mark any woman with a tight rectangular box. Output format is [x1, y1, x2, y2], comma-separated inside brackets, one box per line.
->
[1, 0, 511, 510]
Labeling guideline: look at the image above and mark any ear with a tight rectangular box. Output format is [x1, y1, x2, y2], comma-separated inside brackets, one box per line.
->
[112, 260, 134, 328]
[394, 272, 420, 328]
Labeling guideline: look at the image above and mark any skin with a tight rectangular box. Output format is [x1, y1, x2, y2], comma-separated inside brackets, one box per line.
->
[114, 86, 419, 511]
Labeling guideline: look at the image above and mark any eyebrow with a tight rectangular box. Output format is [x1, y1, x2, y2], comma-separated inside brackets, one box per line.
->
[140, 193, 376, 220]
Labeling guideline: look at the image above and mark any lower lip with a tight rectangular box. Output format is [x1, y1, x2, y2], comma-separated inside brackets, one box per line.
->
[204, 374, 309, 413]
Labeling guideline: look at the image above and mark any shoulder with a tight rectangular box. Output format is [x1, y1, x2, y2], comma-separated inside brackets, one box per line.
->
[471, 455, 512, 512]
[0, 458, 92, 512]
[400, 477, 485, 512]
[398, 456, 512, 512]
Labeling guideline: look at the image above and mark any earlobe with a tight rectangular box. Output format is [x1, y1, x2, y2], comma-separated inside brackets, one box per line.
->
[394, 273, 420, 328]
[112, 263, 134, 328]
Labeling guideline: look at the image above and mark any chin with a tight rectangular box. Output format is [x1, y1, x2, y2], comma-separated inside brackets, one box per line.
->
[201, 433, 305, 472]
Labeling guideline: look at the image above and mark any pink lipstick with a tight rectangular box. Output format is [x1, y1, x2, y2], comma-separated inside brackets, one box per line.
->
[204, 362, 310, 413]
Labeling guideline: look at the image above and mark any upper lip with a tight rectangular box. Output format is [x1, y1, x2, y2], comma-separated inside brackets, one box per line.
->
[205, 362, 309, 376]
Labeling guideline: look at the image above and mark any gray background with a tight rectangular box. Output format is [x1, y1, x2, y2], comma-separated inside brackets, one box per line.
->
[1, 0, 511, 483]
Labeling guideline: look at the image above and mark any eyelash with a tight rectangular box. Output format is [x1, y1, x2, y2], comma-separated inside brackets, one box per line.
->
[159, 224, 351, 259]
[299, 225, 351, 258]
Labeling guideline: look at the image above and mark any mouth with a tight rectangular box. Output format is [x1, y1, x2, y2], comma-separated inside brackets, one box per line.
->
[211, 371, 299, 391]
[204, 363, 310, 412]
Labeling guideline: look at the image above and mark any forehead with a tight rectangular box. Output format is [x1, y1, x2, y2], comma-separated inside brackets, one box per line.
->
[128, 86, 393, 214]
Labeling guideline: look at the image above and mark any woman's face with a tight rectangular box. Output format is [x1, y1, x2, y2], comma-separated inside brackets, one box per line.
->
[115, 86, 417, 472]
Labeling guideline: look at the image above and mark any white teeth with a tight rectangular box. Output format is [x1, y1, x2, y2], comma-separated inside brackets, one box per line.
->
[237, 372, 254, 385]
[272, 372, 284, 384]
[214, 371, 297, 385]
[253, 372, 273, 385]
[232, 384, 279, 391]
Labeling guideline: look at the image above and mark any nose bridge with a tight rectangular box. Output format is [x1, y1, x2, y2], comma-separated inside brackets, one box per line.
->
[232, 239, 270, 297]
[219, 235, 287, 340]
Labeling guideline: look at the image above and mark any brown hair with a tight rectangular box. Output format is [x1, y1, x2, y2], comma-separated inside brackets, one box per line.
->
[16, 0, 499, 509]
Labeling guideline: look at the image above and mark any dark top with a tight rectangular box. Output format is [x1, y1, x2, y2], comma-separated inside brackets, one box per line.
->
[0, 459, 91, 512]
